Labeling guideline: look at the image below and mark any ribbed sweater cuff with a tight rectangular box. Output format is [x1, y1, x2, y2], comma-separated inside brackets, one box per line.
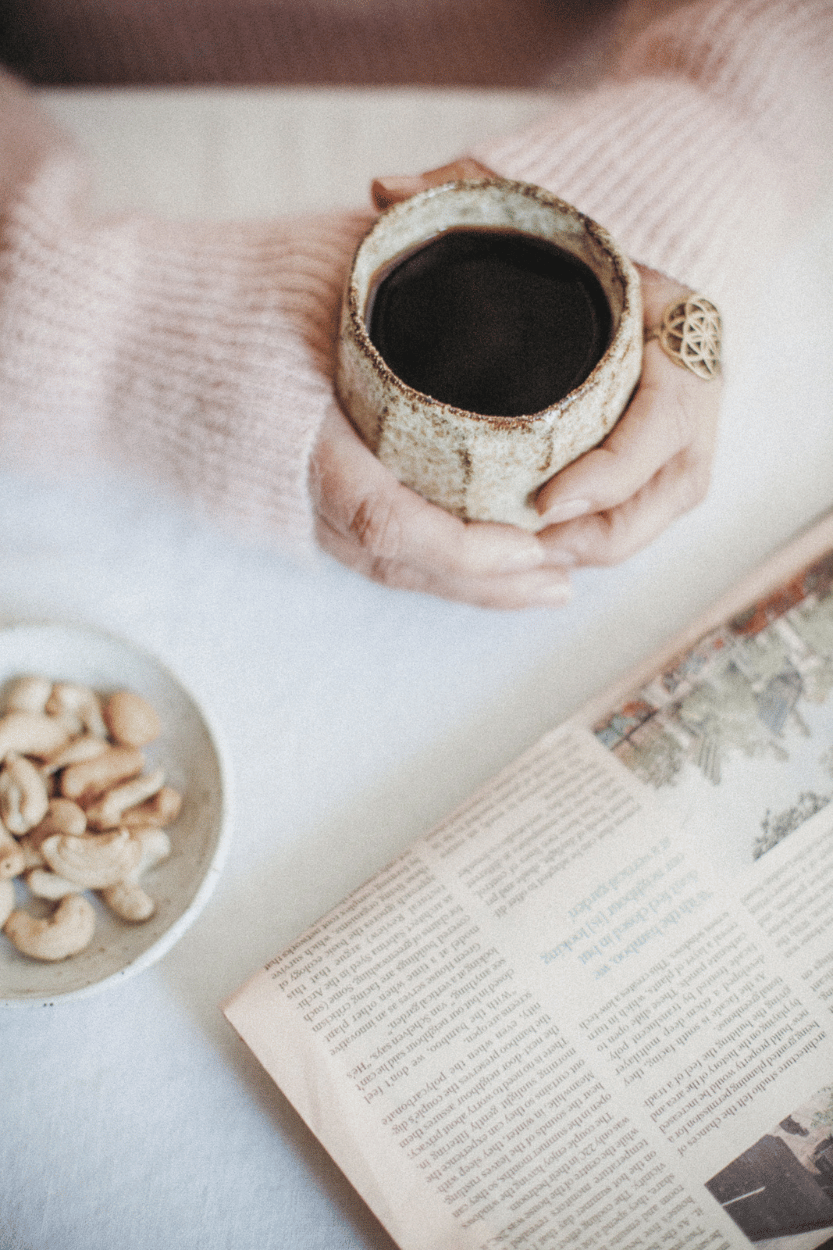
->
[474, 0, 832, 304]
[0, 145, 371, 550]
[472, 75, 817, 305]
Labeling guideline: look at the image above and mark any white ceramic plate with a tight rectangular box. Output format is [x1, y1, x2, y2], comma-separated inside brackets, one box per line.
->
[0, 620, 231, 1007]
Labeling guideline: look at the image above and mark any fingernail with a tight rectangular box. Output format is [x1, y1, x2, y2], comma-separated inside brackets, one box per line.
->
[371, 176, 423, 207]
[538, 498, 592, 525]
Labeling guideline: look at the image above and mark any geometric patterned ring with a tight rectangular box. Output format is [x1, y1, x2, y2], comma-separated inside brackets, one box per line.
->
[646, 295, 722, 379]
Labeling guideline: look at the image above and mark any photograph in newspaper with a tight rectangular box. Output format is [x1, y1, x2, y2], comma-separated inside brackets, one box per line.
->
[594, 551, 833, 873]
[705, 1086, 833, 1246]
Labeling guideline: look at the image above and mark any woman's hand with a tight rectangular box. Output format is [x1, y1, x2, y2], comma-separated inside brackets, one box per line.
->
[310, 401, 573, 609]
[535, 263, 722, 566]
[310, 155, 573, 610]
[311, 160, 722, 607]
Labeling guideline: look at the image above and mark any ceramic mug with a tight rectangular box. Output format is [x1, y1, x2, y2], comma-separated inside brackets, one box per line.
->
[335, 178, 643, 530]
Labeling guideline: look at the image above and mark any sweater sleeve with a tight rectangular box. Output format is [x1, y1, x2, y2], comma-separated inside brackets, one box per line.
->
[472, 0, 833, 304]
[0, 70, 372, 549]
[2, 2, 830, 551]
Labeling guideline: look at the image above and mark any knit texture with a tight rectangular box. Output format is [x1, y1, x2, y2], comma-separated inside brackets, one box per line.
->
[475, 0, 833, 301]
[1, 0, 831, 550]
[0, 121, 370, 543]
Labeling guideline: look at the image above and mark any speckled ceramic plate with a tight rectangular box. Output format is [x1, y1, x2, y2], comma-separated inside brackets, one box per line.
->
[0, 620, 231, 1006]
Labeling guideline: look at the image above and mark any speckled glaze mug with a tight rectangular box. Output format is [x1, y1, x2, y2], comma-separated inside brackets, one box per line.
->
[335, 179, 643, 530]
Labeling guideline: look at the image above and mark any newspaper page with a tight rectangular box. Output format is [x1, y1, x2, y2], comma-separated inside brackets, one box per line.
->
[224, 510, 833, 1250]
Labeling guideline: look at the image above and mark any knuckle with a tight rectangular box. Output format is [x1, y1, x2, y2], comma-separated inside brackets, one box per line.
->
[587, 511, 634, 567]
[669, 388, 699, 451]
[348, 492, 403, 565]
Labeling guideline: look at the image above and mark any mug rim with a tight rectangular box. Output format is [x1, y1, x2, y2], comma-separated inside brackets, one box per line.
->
[343, 176, 641, 424]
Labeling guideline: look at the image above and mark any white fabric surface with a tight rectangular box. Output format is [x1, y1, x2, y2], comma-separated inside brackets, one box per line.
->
[2, 88, 833, 1250]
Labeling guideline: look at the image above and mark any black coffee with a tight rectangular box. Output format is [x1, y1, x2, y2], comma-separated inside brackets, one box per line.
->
[366, 227, 611, 417]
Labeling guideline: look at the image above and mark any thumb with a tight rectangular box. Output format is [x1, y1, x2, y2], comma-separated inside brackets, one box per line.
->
[370, 159, 497, 211]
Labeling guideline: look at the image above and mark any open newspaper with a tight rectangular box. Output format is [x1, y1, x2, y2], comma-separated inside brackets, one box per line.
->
[224, 510, 833, 1250]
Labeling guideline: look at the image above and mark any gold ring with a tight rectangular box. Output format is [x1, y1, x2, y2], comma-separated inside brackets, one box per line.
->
[645, 295, 722, 379]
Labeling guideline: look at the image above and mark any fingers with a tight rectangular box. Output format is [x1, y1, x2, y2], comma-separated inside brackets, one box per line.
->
[312, 404, 540, 577]
[532, 260, 723, 568]
[310, 403, 573, 609]
[371, 158, 497, 211]
[537, 349, 721, 566]
[539, 434, 713, 568]
[315, 515, 573, 608]
[537, 342, 720, 524]
[325, 150, 571, 609]
[321, 200, 721, 590]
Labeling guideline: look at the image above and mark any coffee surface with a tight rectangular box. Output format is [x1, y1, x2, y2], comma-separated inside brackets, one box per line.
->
[366, 228, 611, 417]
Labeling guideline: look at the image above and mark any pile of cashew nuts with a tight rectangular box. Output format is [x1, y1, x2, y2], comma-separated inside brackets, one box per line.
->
[0, 676, 182, 962]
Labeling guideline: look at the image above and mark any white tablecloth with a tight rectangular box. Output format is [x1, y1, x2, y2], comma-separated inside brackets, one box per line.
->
[3, 87, 833, 1250]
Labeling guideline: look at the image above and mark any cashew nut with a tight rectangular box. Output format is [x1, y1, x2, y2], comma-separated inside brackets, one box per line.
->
[3, 894, 96, 961]
[19, 797, 88, 870]
[103, 690, 161, 748]
[24, 867, 81, 900]
[45, 682, 109, 738]
[132, 827, 172, 874]
[99, 880, 155, 922]
[118, 785, 182, 830]
[60, 746, 144, 804]
[4, 676, 52, 715]
[0, 824, 25, 881]
[0, 711, 72, 761]
[0, 879, 15, 928]
[41, 733, 109, 776]
[0, 753, 50, 834]
[41, 829, 142, 889]
[17, 835, 46, 871]
[85, 767, 166, 831]
[28, 797, 87, 844]
[98, 827, 171, 922]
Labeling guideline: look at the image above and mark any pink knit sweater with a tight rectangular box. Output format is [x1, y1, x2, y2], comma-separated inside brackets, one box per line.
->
[0, 0, 831, 548]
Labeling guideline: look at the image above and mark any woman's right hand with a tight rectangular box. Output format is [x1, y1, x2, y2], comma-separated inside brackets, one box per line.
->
[310, 401, 574, 609]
